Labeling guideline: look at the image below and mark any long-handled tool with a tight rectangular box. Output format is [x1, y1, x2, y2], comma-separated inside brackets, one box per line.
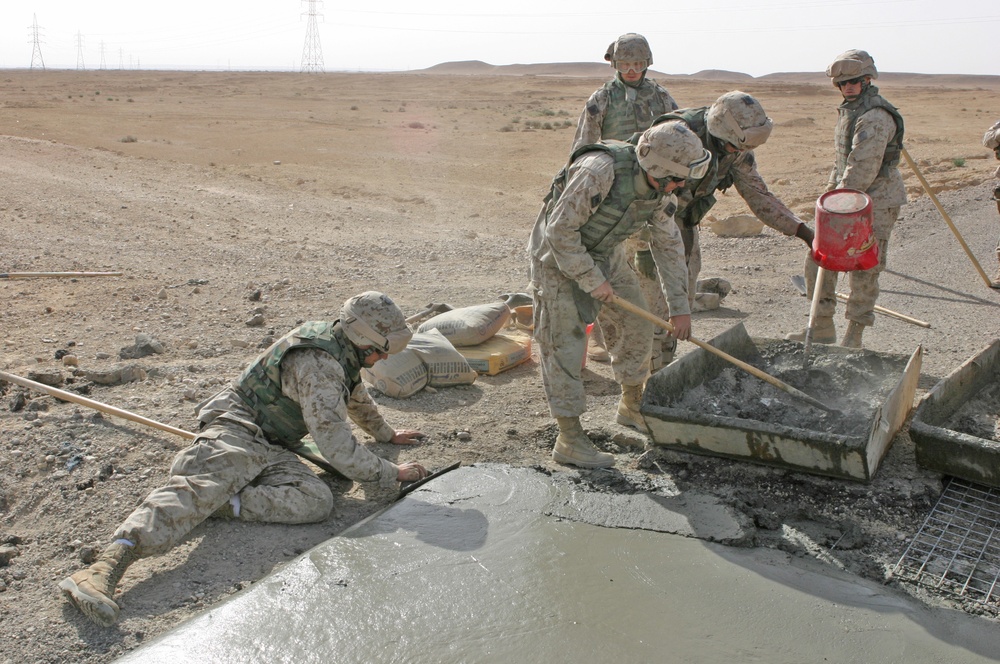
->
[790, 275, 930, 328]
[0, 370, 347, 478]
[0, 271, 123, 279]
[611, 296, 835, 413]
[803, 267, 833, 358]
[405, 302, 453, 325]
[901, 148, 996, 289]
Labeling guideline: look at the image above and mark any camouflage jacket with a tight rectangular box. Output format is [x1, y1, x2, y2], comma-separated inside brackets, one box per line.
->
[828, 85, 907, 208]
[528, 142, 689, 316]
[571, 74, 679, 153]
[652, 109, 802, 235]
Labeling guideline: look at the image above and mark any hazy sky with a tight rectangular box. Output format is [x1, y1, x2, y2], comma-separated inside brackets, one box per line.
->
[4, 1, 998, 76]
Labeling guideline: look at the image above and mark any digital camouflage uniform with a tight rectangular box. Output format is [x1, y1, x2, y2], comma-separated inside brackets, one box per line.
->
[572, 72, 681, 367]
[571, 74, 679, 152]
[803, 84, 907, 326]
[528, 143, 689, 418]
[655, 108, 803, 305]
[983, 119, 1000, 281]
[115, 322, 400, 557]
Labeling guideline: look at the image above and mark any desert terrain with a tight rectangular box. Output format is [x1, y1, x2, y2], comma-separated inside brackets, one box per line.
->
[1, 65, 1000, 662]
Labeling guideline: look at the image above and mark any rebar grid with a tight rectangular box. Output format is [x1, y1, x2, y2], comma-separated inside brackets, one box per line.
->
[892, 477, 1000, 604]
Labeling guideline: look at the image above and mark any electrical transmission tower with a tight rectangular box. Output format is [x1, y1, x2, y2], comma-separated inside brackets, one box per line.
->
[76, 31, 86, 70]
[300, 0, 325, 73]
[28, 14, 45, 70]
[99, 41, 107, 70]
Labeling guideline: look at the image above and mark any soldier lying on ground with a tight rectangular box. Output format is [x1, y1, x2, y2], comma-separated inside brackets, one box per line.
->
[59, 291, 428, 627]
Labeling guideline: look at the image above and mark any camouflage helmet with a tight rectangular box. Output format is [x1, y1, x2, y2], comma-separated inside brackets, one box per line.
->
[636, 121, 712, 181]
[604, 33, 653, 69]
[706, 91, 774, 150]
[826, 49, 878, 83]
[340, 291, 412, 354]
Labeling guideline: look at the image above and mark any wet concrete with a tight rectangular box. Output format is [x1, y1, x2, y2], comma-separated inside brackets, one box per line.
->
[119, 465, 1000, 663]
[643, 324, 922, 481]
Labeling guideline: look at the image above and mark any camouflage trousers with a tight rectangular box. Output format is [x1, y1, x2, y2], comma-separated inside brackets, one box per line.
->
[802, 206, 900, 327]
[115, 394, 334, 557]
[533, 244, 653, 418]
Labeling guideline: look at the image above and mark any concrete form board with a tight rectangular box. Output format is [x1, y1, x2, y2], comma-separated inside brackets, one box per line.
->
[911, 339, 1000, 487]
[642, 324, 922, 482]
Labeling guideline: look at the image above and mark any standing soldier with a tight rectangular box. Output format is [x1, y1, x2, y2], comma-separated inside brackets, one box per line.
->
[786, 50, 907, 346]
[983, 120, 1000, 286]
[572, 33, 680, 366]
[529, 122, 710, 468]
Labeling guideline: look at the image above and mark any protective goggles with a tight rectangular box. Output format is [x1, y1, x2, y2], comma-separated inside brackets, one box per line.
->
[827, 58, 864, 82]
[686, 150, 713, 180]
[717, 107, 773, 150]
[615, 60, 646, 73]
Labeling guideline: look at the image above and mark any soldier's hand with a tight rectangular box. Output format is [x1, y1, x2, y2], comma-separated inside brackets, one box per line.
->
[396, 462, 427, 483]
[390, 429, 426, 445]
[634, 249, 657, 279]
[669, 314, 692, 341]
[590, 281, 614, 303]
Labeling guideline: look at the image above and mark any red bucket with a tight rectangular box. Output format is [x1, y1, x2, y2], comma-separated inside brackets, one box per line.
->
[812, 189, 879, 272]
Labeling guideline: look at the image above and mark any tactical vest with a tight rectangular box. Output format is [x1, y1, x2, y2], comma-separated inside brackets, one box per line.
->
[233, 321, 362, 446]
[600, 77, 675, 142]
[834, 85, 905, 183]
[651, 108, 737, 227]
[545, 141, 667, 262]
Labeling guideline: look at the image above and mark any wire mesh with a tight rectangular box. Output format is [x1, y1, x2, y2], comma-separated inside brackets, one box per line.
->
[892, 477, 1000, 604]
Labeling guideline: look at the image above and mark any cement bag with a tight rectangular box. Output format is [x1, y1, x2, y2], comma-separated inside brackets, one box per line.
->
[361, 349, 428, 398]
[407, 330, 477, 387]
[417, 301, 510, 347]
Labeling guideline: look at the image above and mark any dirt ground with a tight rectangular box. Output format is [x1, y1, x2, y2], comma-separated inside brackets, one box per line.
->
[2, 67, 1000, 662]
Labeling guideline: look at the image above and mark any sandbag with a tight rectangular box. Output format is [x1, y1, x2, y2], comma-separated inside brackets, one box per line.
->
[417, 301, 510, 347]
[361, 349, 428, 398]
[407, 330, 477, 387]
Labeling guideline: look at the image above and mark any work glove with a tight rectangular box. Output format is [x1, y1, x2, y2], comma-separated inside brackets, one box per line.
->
[795, 223, 815, 249]
[634, 249, 657, 280]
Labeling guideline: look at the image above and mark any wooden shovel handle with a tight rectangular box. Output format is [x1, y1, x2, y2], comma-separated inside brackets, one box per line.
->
[610, 296, 835, 413]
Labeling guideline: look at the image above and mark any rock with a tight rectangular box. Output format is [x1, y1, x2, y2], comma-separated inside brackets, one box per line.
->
[707, 214, 765, 237]
[157, 288, 168, 300]
[120, 333, 165, 359]
[0, 544, 20, 566]
[245, 313, 265, 327]
[85, 364, 146, 386]
[62, 354, 79, 367]
[691, 292, 721, 312]
[26, 369, 63, 386]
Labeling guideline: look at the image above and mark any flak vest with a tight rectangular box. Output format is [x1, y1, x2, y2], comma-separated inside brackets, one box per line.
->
[599, 77, 675, 142]
[834, 85, 905, 184]
[543, 140, 671, 321]
[651, 108, 737, 228]
[545, 140, 670, 262]
[233, 321, 362, 446]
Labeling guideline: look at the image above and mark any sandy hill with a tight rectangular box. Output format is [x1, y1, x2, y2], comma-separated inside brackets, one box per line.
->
[417, 61, 1000, 89]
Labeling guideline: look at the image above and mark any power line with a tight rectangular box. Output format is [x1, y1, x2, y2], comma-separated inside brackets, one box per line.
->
[300, 0, 324, 73]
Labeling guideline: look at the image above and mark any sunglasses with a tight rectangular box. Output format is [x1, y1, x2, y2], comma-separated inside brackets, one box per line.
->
[836, 76, 866, 88]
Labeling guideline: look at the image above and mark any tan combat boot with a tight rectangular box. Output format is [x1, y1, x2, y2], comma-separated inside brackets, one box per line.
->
[785, 317, 837, 345]
[59, 542, 138, 627]
[841, 321, 865, 348]
[552, 417, 615, 469]
[616, 383, 649, 433]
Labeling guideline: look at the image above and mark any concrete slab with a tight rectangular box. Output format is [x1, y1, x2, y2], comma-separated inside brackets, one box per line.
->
[642, 324, 922, 482]
[119, 465, 1000, 663]
[911, 339, 1000, 486]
